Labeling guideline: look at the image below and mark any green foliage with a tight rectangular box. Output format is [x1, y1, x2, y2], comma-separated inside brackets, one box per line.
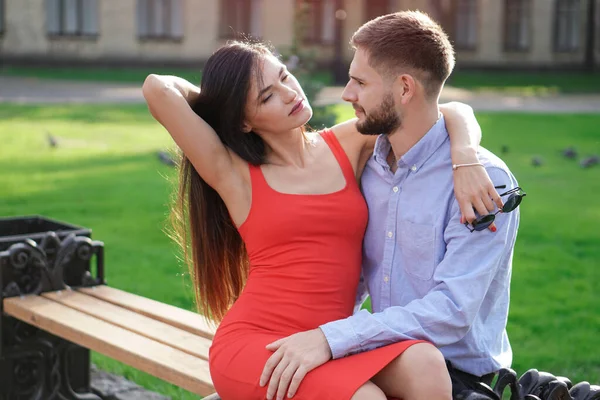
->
[277, 1, 337, 131]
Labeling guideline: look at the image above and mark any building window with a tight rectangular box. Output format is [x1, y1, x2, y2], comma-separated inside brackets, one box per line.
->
[137, 0, 184, 40]
[219, 0, 262, 39]
[365, 0, 393, 22]
[504, 0, 531, 51]
[554, 0, 581, 52]
[297, 0, 335, 45]
[597, 0, 600, 51]
[0, 0, 5, 35]
[46, 0, 99, 37]
[454, 0, 478, 50]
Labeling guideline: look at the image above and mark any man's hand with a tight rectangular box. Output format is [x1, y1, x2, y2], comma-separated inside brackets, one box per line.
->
[260, 328, 332, 399]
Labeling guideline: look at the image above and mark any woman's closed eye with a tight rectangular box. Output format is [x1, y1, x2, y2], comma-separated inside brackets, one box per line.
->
[261, 74, 291, 103]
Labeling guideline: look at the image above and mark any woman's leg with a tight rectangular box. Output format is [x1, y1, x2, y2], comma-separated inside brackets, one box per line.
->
[371, 343, 452, 400]
[351, 380, 387, 400]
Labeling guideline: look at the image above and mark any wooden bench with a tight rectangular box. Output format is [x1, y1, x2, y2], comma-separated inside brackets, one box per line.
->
[3, 285, 219, 397]
[0, 220, 221, 399]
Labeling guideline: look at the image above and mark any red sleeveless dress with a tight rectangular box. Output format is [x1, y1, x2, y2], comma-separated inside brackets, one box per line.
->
[209, 130, 422, 399]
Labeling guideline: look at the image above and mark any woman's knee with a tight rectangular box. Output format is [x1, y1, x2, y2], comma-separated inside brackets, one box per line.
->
[405, 342, 447, 372]
[399, 343, 452, 399]
[351, 380, 387, 400]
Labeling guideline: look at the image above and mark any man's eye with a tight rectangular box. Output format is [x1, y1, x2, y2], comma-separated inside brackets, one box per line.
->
[282, 74, 289, 81]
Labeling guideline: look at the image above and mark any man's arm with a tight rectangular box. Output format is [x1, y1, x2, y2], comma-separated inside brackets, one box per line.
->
[320, 167, 520, 359]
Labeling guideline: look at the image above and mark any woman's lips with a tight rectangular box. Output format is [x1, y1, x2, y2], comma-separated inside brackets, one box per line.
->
[290, 99, 305, 115]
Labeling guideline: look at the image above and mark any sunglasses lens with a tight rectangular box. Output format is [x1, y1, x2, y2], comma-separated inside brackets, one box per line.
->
[472, 214, 495, 231]
[503, 195, 522, 213]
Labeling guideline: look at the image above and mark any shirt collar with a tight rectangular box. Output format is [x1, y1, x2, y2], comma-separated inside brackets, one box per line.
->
[372, 115, 448, 172]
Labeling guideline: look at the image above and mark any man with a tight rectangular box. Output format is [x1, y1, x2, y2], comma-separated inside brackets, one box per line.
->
[260, 11, 521, 399]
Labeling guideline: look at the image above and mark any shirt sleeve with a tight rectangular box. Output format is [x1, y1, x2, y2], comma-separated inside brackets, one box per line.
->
[320, 167, 520, 359]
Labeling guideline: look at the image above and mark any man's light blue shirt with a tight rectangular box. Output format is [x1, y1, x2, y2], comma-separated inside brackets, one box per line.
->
[320, 116, 520, 376]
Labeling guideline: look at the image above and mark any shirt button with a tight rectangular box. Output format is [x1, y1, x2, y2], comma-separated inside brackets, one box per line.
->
[387, 231, 393, 238]
[384, 276, 389, 282]
[411, 165, 417, 172]
[392, 186, 399, 193]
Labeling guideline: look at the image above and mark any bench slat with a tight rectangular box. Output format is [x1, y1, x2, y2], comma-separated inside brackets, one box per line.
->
[78, 286, 216, 340]
[3, 295, 215, 396]
[42, 290, 211, 361]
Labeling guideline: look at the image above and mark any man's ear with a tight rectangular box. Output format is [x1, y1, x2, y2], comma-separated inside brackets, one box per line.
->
[394, 74, 416, 105]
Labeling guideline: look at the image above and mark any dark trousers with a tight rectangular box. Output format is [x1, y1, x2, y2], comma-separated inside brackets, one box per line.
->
[447, 361, 496, 398]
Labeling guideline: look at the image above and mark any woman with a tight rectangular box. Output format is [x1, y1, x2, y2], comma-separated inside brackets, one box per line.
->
[143, 41, 496, 400]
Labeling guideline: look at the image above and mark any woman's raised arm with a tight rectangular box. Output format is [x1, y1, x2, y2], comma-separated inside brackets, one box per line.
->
[142, 74, 246, 195]
[440, 102, 503, 225]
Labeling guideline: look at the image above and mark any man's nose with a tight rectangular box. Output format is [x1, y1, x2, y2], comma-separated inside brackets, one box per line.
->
[341, 84, 356, 103]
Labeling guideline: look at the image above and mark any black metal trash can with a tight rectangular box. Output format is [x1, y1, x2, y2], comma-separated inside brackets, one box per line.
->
[0, 215, 104, 400]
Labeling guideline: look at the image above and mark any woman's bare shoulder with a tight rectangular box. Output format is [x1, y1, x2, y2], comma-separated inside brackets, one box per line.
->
[329, 119, 377, 152]
[329, 118, 360, 140]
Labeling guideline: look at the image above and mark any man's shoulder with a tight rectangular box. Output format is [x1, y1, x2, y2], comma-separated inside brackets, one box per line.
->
[478, 147, 515, 181]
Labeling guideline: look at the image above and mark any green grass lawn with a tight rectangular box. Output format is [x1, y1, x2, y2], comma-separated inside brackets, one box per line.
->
[2, 65, 599, 94]
[0, 66, 334, 87]
[0, 65, 204, 85]
[1, 104, 599, 397]
[447, 70, 600, 95]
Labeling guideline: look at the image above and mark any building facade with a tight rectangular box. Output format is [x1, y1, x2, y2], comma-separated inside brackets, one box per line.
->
[0, 0, 598, 70]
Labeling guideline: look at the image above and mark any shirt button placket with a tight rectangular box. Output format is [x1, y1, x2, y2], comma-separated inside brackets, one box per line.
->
[383, 181, 401, 308]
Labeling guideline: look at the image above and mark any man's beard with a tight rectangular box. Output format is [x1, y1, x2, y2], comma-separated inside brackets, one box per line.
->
[355, 93, 401, 136]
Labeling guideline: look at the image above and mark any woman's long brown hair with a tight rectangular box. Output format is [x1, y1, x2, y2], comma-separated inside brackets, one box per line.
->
[171, 41, 271, 322]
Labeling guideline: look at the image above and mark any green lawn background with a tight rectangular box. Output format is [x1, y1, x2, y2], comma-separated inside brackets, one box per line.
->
[2, 66, 600, 94]
[1, 103, 599, 398]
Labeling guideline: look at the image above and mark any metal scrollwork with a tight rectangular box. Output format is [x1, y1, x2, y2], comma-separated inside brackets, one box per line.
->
[1, 322, 102, 400]
[1, 239, 49, 298]
[1, 229, 104, 400]
[456, 368, 600, 400]
[0, 233, 104, 299]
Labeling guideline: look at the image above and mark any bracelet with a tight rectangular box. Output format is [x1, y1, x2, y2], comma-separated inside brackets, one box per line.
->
[452, 162, 484, 171]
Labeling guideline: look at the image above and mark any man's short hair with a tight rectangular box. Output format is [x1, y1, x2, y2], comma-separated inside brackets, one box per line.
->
[351, 11, 455, 98]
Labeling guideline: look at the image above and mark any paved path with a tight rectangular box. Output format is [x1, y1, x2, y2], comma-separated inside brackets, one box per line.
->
[316, 86, 600, 113]
[2, 75, 600, 113]
[0, 76, 144, 104]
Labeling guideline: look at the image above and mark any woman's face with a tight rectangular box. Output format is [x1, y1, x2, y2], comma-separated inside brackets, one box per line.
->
[244, 55, 313, 135]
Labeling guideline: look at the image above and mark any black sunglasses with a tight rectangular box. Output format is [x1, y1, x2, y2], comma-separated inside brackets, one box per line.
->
[465, 185, 526, 232]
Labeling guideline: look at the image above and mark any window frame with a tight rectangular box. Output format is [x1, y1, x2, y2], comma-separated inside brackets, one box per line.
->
[46, 0, 99, 38]
[297, 0, 336, 45]
[0, 0, 5, 36]
[503, 0, 532, 52]
[219, 0, 252, 39]
[454, 0, 479, 51]
[137, 0, 184, 41]
[364, 0, 393, 23]
[553, 0, 581, 53]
